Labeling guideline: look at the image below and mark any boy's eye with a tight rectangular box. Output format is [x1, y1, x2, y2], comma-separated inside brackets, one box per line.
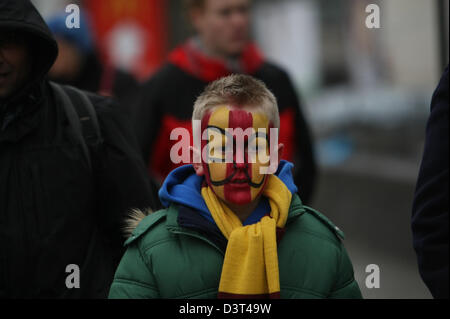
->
[248, 137, 268, 153]
[207, 140, 227, 162]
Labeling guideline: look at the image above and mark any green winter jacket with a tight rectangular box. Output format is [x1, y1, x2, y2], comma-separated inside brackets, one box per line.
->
[108, 194, 362, 299]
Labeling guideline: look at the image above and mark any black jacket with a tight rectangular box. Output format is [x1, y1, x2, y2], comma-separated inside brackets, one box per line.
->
[412, 66, 449, 299]
[134, 41, 317, 205]
[0, 0, 156, 298]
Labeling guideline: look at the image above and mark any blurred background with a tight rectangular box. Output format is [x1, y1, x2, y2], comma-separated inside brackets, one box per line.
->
[32, 0, 449, 298]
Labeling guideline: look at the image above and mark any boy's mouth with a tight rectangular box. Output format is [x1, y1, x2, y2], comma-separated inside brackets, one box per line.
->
[230, 179, 248, 183]
[228, 170, 251, 184]
[228, 178, 251, 189]
[229, 178, 250, 185]
[208, 165, 265, 188]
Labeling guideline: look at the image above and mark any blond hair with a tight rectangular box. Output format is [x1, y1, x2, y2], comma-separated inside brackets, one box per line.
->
[192, 74, 280, 128]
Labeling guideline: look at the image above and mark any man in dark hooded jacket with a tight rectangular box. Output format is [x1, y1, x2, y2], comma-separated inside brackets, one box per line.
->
[0, 0, 156, 298]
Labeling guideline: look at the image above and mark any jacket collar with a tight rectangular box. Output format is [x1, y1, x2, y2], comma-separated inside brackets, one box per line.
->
[286, 194, 306, 224]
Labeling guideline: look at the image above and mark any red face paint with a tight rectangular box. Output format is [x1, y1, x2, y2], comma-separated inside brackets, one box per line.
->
[224, 108, 253, 204]
[200, 106, 271, 205]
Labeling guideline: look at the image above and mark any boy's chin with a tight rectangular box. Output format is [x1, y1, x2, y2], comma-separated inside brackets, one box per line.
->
[222, 190, 253, 206]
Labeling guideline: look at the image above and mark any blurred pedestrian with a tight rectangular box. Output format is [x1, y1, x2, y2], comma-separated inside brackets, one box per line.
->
[0, 0, 156, 298]
[134, 0, 317, 204]
[47, 10, 139, 115]
[412, 65, 449, 299]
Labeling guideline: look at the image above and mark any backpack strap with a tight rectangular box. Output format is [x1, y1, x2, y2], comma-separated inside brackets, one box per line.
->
[50, 82, 102, 170]
[63, 85, 102, 145]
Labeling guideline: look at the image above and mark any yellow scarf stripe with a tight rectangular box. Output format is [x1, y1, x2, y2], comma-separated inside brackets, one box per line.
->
[201, 175, 292, 297]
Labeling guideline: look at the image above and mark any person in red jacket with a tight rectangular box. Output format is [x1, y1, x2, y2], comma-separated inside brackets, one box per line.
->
[134, 0, 317, 204]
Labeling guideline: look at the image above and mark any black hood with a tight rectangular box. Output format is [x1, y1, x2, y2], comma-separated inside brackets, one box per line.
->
[0, 0, 58, 81]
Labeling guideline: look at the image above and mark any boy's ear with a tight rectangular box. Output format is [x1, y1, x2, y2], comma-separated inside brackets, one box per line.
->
[190, 146, 205, 176]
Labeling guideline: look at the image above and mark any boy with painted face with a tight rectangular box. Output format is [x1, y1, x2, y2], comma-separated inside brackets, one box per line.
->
[199, 105, 274, 207]
[109, 75, 362, 299]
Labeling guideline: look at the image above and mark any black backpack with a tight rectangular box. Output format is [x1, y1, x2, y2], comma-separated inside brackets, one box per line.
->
[50, 82, 102, 170]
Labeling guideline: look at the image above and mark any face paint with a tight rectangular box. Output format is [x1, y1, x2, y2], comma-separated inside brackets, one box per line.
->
[201, 106, 271, 205]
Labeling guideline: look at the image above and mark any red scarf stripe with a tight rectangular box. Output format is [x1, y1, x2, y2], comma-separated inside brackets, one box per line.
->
[218, 291, 281, 299]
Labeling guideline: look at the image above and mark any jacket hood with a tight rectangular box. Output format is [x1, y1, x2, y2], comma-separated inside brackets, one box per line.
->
[159, 163, 210, 216]
[159, 160, 298, 222]
[0, 0, 58, 82]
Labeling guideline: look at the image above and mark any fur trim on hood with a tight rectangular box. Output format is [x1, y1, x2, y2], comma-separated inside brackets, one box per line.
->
[122, 208, 153, 238]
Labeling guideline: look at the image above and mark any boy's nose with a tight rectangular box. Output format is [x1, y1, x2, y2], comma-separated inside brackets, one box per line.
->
[234, 144, 246, 168]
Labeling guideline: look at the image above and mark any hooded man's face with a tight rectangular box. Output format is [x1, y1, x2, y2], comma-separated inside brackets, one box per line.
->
[0, 30, 32, 100]
[195, 105, 282, 206]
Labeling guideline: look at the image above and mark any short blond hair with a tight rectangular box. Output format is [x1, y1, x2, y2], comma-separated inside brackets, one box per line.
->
[192, 74, 280, 128]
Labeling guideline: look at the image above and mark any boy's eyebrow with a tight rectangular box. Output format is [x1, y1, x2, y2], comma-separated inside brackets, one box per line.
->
[205, 125, 269, 143]
[206, 125, 227, 136]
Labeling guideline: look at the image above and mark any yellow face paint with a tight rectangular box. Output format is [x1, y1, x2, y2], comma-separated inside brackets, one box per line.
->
[201, 105, 271, 205]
